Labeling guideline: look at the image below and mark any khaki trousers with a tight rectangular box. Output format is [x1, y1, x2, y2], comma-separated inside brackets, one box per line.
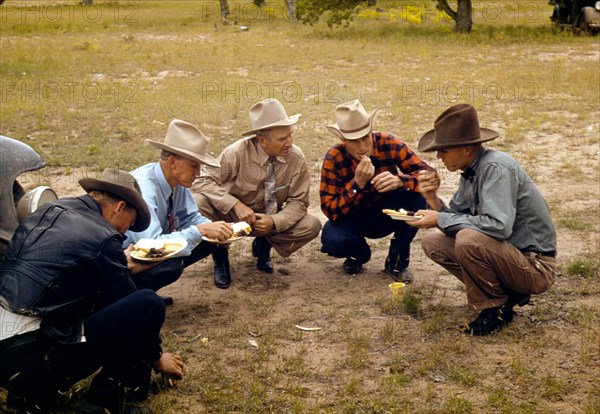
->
[194, 193, 321, 258]
[421, 229, 556, 310]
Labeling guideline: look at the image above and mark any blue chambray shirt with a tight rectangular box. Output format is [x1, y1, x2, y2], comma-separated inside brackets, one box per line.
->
[437, 148, 556, 253]
[123, 162, 210, 256]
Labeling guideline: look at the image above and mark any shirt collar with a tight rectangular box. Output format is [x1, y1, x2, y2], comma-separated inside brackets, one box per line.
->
[461, 147, 486, 181]
[153, 162, 174, 199]
[255, 140, 286, 166]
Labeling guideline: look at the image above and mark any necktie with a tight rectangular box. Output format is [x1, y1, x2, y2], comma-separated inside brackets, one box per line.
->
[264, 156, 277, 215]
[167, 192, 175, 233]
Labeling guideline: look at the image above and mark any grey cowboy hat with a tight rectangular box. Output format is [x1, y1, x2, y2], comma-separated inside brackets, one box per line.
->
[147, 119, 220, 167]
[418, 104, 499, 152]
[79, 168, 151, 232]
[326, 99, 379, 140]
[241, 98, 301, 137]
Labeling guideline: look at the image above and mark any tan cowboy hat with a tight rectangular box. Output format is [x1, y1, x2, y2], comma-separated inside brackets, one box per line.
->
[326, 99, 379, 140]
[418, 104, 499, 152]
[241, 98, 301, 137]
[79, 168, 151, 232]
[147, 119, 220, 167]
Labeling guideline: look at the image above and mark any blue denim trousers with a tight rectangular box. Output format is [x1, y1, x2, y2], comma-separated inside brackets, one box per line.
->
[321, 190, 426, 269]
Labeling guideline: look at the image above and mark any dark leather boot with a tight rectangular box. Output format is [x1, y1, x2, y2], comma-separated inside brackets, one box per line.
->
[384, 240, 413, 283]
[252, 237, 273, 273]
[213, 247, 231, 288]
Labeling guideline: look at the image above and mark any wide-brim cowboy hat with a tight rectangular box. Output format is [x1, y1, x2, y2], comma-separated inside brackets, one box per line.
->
[418, 103, 499, 152]
[147, 119, 220, 167]
[79, 168, 151, 232]
[241, 98, 301, 137]
[326, 99, 379, 140]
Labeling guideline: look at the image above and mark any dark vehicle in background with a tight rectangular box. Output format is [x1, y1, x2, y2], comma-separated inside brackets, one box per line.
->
[550, 0, 600, 33]
[0, 136, 58, 258]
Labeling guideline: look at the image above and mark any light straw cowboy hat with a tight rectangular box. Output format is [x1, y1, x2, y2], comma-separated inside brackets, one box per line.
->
[326, 99, 380, 140]
[147, 119, 220, 167]
[241, 98, 301, 137]
[418, 104, 499, 152]
[79, 168, 151, 232]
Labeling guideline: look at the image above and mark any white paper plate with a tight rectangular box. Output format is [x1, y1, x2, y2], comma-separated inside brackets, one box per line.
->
[202, 235, 244, 245]
[130, 239, 187, 262]
[386, 214, 423, 222]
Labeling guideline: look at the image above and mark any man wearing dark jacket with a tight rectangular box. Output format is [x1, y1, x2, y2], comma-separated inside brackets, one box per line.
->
[0, 169, 184, 414]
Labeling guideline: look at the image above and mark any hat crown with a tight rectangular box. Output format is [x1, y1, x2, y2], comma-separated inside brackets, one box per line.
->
[326, 99, 379, 140]
[433, 104, 482, 145]
[147, 119, 220, 167]
[417, 103, 499, 152]
[334, 99, 371, 133]
[248, 98, 290, 131]
[164, 119, 209, 158]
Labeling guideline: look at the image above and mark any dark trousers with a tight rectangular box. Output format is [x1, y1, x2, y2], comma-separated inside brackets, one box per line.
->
[321, 190, 426, 269]
[133, 240, 217, 291]
[0, 290, 165, 411]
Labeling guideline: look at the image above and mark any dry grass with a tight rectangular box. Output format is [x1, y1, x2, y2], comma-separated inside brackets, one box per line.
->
[1, 1, 599, 413]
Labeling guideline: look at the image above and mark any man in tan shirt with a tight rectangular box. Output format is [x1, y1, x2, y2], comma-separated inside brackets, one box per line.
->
[192, 99, 322, 289]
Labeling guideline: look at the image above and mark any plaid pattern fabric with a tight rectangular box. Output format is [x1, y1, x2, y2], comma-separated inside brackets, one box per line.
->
[320, 132, 432, 221]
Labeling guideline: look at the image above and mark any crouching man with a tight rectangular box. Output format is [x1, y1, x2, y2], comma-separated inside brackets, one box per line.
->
[0, 169, 184, 413]
[409, 104, 557, 336]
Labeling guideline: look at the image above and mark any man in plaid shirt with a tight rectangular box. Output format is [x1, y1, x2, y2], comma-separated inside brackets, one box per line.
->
[319, 99, 433, 281]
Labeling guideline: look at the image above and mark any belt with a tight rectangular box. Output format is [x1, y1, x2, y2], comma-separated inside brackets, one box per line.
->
[524, 250, 556, 258]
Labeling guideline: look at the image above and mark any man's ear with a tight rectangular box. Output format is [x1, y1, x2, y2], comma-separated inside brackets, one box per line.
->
[114, 200, 128, 214]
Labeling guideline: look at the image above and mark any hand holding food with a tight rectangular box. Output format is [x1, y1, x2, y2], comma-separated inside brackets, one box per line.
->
[197, 221, 233, 241]
[355, 155, 375, 189]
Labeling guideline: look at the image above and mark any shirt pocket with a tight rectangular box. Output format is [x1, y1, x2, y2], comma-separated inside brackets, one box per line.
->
[233, 181, 260, 202]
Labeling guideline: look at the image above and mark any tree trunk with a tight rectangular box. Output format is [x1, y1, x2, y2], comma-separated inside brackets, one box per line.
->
[284, 0, 296, 20]
[454, 0, 472, 32]
[219, 0, 230, 23]
[435, 0, 472, 33]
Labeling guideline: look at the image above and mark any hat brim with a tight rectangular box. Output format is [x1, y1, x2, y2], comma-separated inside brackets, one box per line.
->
[326, 109, 379, 140]
[146, 140, 220, 167]
[78, 178, 151, 232]
[417, 127, 499, 152]
[241, 114, 301, 137]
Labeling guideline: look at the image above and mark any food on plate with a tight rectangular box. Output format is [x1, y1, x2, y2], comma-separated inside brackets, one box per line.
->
[132, 240, 176, 259]
[382, 208, 416, 216]
[232, 221, 252, 238]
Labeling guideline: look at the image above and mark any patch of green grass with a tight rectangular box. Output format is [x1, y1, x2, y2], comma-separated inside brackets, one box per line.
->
[343, 333, 371, 370]
[558, 217, 591, 230]
[403, 290, 422, 316]
[564, 258, 599, 279]
[540, 375, 576, 400]
[568, 304, 600, 363]
[442, 395, 476, 413]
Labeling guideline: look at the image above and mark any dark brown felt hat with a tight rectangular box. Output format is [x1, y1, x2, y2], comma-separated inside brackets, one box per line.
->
[418, 104, 499, 152]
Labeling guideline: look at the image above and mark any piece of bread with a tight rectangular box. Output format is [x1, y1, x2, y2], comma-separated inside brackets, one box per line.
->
[232, 221, 252, 237]
[382, 208, 415, 216]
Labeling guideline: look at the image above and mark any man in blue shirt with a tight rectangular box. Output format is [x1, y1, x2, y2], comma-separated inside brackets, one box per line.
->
[409, 104, 557, 336]
[125, 119, 233, 295]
